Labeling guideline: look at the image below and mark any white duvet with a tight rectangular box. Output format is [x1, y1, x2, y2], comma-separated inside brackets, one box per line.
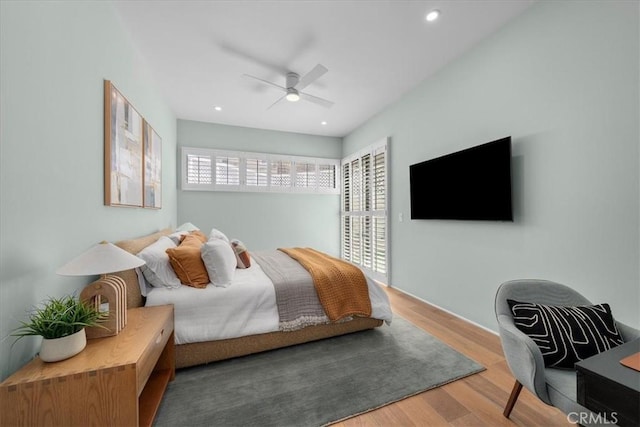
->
[145, 262, 393, 345]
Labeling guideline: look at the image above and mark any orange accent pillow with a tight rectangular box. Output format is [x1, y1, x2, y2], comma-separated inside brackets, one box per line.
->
[166, 235, 210, 288]
[179, 230, 207, 244]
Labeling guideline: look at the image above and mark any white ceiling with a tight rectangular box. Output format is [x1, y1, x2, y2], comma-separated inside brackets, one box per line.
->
[113, 0, 535, 138]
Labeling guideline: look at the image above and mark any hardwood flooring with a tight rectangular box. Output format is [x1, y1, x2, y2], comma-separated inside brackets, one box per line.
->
[332, 286, 571, 427]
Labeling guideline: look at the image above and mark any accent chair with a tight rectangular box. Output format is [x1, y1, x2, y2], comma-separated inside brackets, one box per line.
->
[494, 279, 639, 424]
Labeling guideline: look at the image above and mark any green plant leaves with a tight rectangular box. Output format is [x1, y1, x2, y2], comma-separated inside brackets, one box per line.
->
[12, 295, 108, 340]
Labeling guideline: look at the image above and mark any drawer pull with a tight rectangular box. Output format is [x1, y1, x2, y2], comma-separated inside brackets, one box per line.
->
[156, 329, 164, 344]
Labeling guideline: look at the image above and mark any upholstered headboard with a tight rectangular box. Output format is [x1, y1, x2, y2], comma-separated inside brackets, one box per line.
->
[113, 228, 172, 308]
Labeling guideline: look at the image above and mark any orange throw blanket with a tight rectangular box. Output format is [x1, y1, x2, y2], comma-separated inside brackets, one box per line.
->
[278, 247, 372, 321]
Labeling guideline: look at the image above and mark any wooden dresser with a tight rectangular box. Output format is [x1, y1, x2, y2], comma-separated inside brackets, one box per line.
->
[0, 305, 175, 427]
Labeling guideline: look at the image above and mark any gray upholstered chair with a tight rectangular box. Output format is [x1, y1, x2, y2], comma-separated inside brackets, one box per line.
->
[495, 279, 640, 423]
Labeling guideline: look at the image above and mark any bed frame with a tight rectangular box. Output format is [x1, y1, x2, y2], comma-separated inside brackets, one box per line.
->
[113, 229, 383, 369]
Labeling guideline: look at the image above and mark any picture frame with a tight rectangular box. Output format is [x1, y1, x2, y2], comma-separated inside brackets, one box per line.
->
[143, 120, 162, 209]
[104, 80, 144, 207]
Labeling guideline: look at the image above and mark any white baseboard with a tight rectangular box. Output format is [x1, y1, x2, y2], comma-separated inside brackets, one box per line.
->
[383, 284, 499, 336]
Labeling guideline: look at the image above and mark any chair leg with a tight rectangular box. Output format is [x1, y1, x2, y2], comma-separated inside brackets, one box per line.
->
[503, 380, 523, 418]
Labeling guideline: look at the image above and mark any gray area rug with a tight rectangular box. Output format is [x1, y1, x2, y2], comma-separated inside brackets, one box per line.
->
[154, 317, 484, 427]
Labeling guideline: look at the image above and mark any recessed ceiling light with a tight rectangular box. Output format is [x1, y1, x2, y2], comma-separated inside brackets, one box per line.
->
[214, 106, 222, 111]
[426, 9, 440, 22]
[321, 121, 327, 125]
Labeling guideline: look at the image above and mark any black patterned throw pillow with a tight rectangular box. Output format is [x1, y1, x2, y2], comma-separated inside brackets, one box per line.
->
[507, 299, 624, 369]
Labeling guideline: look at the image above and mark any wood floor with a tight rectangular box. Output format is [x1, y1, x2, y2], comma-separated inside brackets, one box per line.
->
[332, 286, 571, 427]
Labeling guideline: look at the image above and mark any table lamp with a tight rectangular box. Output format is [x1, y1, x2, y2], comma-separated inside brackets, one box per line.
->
[57, 241, 145, 338]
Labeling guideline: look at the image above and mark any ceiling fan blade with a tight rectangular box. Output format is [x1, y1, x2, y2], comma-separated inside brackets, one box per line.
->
[300, 92, 334, 108]
[243, 74, 285, 91]
[266, 94, 287, 110]
[295, 64, 328, 91]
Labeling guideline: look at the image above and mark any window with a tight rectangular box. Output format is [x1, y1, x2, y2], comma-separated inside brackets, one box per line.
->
[318, 163, 336, 190]
[295, 161, 316, 189]
[186, 153, 212, 185]
[215, 155, 240, 188]
[341, 139, 388, 283]
[270, 159, 292, 189]
[181, 147, 339, 194]
[245, 157, 268, 187]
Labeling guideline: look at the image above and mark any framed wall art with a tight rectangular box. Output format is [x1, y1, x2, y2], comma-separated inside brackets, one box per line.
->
[104, 80, 144, 207]
[143, 121, 162, 209]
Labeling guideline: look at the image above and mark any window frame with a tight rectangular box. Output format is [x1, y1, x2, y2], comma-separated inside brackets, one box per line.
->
[341, 138, 389, 283]
[181, 147, 340, 195]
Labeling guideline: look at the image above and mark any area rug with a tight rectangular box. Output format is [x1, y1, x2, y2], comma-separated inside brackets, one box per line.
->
[154, 317, 484, 427]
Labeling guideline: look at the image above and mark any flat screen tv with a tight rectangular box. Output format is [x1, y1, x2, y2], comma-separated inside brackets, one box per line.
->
[409, 136, 513, 221]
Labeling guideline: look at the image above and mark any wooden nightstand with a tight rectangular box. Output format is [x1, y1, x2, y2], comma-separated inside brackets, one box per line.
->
[0, 305, 175, 427]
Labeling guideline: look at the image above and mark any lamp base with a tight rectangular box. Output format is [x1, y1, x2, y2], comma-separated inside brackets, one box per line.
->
[80, 275, 127, 338]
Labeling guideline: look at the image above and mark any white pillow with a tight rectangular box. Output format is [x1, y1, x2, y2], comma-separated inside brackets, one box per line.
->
[201, 239, 236, 287]
[137, 236, 182, 288]
[209, 228, 230, 243]
[168, 222, 200, 243]
[176, 222, 200, 232]
[167, 230, 189, 245]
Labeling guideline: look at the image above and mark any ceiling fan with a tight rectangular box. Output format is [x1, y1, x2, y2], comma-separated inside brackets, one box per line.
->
[243, 64, 334, 110]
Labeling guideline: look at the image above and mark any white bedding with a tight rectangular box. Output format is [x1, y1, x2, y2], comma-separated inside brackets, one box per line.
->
[145, 262, 393, 345]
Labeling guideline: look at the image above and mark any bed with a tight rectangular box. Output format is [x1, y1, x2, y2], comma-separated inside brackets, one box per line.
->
[112, 228, 392, 369]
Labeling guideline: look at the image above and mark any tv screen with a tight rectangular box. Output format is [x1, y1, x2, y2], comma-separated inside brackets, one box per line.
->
[409, 136, 513, 221]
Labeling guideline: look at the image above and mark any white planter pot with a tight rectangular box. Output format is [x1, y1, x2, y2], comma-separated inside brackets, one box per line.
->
[40, 329, 87, 362]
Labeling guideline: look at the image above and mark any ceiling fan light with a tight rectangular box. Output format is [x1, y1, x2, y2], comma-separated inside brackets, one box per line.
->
[286, 92, 300, 102]
[426, 9, 440, 22]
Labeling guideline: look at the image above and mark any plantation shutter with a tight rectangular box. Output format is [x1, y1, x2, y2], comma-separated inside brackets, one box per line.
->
[186, 154, 212, 185]
[270, 160, 292, 188]
[295, 161, 316, 188]
[182, 147, 339, 194]
[342, 162, 352, 262]
[372, 149, 387, 275]
[246, 157, 268, 187]
[318, 163, 337, 190]
[215, 155, 240, 187]
[341, 139, 388, 283]
[361, 154, 372, 269]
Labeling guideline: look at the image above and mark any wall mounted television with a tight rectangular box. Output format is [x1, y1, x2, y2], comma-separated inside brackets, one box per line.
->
[409, 136, 513, 221]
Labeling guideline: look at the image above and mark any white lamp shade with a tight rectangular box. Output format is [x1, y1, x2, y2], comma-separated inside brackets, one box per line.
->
[56, 242, 145, 276]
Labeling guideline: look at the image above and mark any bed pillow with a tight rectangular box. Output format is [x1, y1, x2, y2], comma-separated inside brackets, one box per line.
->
[170, 229, 207, 245]
[508, 299, 624, 369]
[167, 230, 188, 245]
[176, 222, 200, 232]
[166, 235, 210, 288]
[168, 223, 201, 244]
[209, 228, 230, 243]
[201, 239, 236, 287]
[230, 239, 251, 268]
[136, 236, 182, 288]
[179, 230, 207, 244]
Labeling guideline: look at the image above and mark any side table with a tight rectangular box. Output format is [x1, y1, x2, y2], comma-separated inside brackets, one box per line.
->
[576, 338, 640, 427]
[0, 305, 175, 427]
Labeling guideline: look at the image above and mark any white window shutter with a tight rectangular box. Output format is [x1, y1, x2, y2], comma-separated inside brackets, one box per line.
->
[318, 163, 336, 190]
[182, 147, 339, 195]
[246, 157, 268, 187]
[215, 155, 240, 186]
[186, 154, 212, 185]
[270, 159, 292, 189]
[295, 161, 316, 189]
[341, 139, 388, 283]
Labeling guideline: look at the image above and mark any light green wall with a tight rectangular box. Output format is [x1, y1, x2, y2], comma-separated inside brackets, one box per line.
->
[344, 0, 640, 330]
[177, 120, 342, 254]
[0, 1, 177, 380]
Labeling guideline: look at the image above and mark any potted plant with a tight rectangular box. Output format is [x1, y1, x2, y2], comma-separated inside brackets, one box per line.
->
[12, 295, 107, 362]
